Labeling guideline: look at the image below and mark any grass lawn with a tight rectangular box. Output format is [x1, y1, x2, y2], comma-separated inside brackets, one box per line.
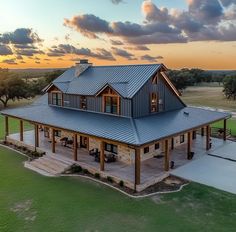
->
[0, 146, 236, 232]
[212, 119, 236, 136]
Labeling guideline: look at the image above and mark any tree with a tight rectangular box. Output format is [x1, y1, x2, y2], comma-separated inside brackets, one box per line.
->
[0, 71, 34, 107]
[223, 76, 236, 100]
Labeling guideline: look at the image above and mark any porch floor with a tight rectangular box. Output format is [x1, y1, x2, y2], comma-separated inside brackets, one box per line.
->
[8, 130, 226, 187]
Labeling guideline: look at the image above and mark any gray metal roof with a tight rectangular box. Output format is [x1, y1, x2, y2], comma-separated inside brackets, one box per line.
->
[1, 101, 230, 146]
[53, 64, 161, 98]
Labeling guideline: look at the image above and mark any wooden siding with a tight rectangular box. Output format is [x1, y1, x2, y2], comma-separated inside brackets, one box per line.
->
[132, 72, 184, 118]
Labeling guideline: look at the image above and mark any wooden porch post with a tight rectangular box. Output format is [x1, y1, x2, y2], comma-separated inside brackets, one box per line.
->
[34, 124, 39, 148]
[223, 119, 227, 141]
[187, 131, 192, 159]
[135, 148, 141, 186]
[20, 120, 24, 141]
[52, 129, 56, 153]
[73, 133, 78, 161]
[100, 141, 105, 171]
[206, 125, 210, 150]
[5, 116, 9, 141]
[201, 127, 205, 136]
[164, 139, 170, 171]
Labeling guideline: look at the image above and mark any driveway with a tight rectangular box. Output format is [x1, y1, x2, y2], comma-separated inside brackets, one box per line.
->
[171, 154, 236, 194]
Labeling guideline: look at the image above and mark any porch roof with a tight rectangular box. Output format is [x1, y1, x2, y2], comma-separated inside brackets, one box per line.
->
[1, 103, 230, 146]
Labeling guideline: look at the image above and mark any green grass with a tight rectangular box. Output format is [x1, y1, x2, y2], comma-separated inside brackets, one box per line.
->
[0, 146, 236, 232]
[212, 119, 236, 136]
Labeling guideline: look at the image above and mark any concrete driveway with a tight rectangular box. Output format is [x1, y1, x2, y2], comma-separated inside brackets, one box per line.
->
[171, 155, 236, 194]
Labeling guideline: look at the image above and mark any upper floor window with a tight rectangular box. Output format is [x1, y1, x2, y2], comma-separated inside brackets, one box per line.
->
[80, 96, 87, 110]
[150, 92, 158, 113]
[52, 92, 62, 106]
[104, 96, 118, 114]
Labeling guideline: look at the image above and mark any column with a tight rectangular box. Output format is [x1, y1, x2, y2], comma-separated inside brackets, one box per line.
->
[164, 139, 170, 171]
[5, 116, 9, 140]
[187, 131, 192, 159]
[73, 133, 78, 161]
[20, 120, 24, 142]
[206, 125, 210, 150]
[201, 127, 205, 136]
[135, 148, 141, 186]
[52, 128, 56, 153]
[100, 141, 105, 171]
[34, 124, 39, 148]
[223, 119, 227, 141]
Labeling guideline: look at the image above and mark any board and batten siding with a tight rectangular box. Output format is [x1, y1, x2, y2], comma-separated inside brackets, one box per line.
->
[132, 73, 184, 118]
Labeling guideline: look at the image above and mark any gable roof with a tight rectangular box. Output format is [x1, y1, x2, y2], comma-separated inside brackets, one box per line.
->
[52, 64, 164, 98]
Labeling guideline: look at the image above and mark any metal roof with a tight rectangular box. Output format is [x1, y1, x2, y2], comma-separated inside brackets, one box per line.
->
[1, 101, 230, 146]
[53, 64, 162, 98]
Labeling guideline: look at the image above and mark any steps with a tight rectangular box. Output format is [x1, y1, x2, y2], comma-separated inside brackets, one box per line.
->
[24, 154, 75, 177]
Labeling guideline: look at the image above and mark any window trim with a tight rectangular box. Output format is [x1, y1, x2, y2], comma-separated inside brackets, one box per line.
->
[180, 134, 185, 144]
[150, 92, 159, 113]
[104, 142, 118, 154]
[51, 92, 62, 106]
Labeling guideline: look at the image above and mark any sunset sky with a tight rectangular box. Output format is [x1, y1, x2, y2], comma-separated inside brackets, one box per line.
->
[1, 0, 236, 70]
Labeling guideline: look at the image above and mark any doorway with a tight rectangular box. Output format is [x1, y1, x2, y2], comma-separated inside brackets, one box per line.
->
[80, 136, 88, 149]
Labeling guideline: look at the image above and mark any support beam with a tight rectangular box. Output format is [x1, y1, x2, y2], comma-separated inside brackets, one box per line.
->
[5, 116, 9, 140]
[164, 139, 170, 171]
[20, 120, 24, 141]
[135, 148, 141, 186]
[100, 141, 105, 171]
[206, 125, 211, 150]
[34, 124, 39, 148]
[201, 127, 205, 136]
[52, 129, 56, 153]
[187, 131, 192, 159]
[73, 133, 78, 161]
[223, 119, 227, 141]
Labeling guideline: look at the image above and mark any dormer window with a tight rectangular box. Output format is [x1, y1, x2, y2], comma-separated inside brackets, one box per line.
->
[80, 96, 87, 110]
[104, 96, 118, 114]
[151, 92, 158, 112]
[52, 92, 62, 106]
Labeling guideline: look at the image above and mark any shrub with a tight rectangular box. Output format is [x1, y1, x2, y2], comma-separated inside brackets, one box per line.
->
[22, 146, 27, 151]
[107, 176, 113, 183]
[94, 173, 100, 179]
[83, 169, 89, 174]
[72, 165, 82, 173]
[119, 180, 124, 187]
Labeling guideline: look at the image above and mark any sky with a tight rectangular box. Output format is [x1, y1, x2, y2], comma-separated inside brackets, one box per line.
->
[0, 0, 236, 70]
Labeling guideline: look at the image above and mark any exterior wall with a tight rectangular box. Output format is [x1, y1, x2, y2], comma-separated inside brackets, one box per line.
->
[132, 72, 184, 118]
[89, 137, 101, 151]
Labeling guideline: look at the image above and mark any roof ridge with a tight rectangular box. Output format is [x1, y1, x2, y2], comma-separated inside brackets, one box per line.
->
[91, 64, 161, 68]
[130, 118, 141, 145]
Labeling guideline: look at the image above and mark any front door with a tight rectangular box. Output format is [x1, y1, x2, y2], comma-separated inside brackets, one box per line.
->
[80, 136, 88, 149]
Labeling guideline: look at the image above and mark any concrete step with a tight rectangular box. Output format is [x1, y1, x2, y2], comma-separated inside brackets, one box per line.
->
[39, 156, 69, 170]
[46, 154, 75, 166]
[36, 158, 65, 173]
[24, 161, 56, 177]
[30, 160, 59, 175]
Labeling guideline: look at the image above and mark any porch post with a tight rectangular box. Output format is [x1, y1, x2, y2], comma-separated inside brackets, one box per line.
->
[5, 116, 9, 141]
[135, 148, 141, 186]
[201, 127, 205, 136]
[223, 119, 227, 141]
[52, 128, 56, 153]
[187, 131, 192, 159]
[100, 141, 105, 171]
[20, 120, 24, 142]
[206, 125, 210, 150]
[73, 133, 78, 161]
[164, 139, 170, 171]
[34, 124, 39, 148]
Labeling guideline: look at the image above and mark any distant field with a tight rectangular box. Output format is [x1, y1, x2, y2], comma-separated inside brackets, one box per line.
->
[181, 86, 236, 112]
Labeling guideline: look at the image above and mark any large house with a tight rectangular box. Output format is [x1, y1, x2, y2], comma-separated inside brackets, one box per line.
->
[1, 60, 231, 191]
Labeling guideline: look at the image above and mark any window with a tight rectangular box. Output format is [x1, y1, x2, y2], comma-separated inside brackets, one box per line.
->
[80, 96, 87, 110]
[105, 143, 117, 154]
[54, 130, 61, 137]
[180, 134, 185, 144]
[155, 143, 160, 150]
[192, 131, 197, 140]
[104, 96, 118, 114]
[52, 92, 62, 106]
[44, 127, 49, 138]
[144, 146, 149, 154]
[150, 93, 158, 113]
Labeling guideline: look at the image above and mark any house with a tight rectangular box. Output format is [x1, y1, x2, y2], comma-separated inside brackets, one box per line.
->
[1, 60, 231, 191]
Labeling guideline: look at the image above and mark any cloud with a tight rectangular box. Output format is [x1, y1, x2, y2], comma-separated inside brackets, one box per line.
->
[1, 58, 17, 65]
[110, 0, 124, 4]
[0, 44, 13, 55]
[125, 45, 150, 50]
[0, 28, 42, 45]
[219, 0, 236, 7]
[15, 48, 44, 56]
[110, 39, 124, 45]
[111, 47, 137, 60]
[140, 54, 163, 63]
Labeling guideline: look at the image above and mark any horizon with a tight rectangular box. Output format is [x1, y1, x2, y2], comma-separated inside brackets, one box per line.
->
[1, 0, 236, 70]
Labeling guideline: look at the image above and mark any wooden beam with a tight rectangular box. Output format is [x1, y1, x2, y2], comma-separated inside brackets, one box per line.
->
[206, 125, 210, 150]
[34, 124, 39, 148]
[164, 139, 170, 171]
[100, 141, 105, 171]
[52, 129, 56, 153]
[187, 131, 192, 159]
[223, 119, 227, 141]
[201, 127, 205, 136]
[73, 133, 78, 161]
[5, 116, 9, 140]
[20, 120, 24, 141]
[135, 148, 141, 186]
